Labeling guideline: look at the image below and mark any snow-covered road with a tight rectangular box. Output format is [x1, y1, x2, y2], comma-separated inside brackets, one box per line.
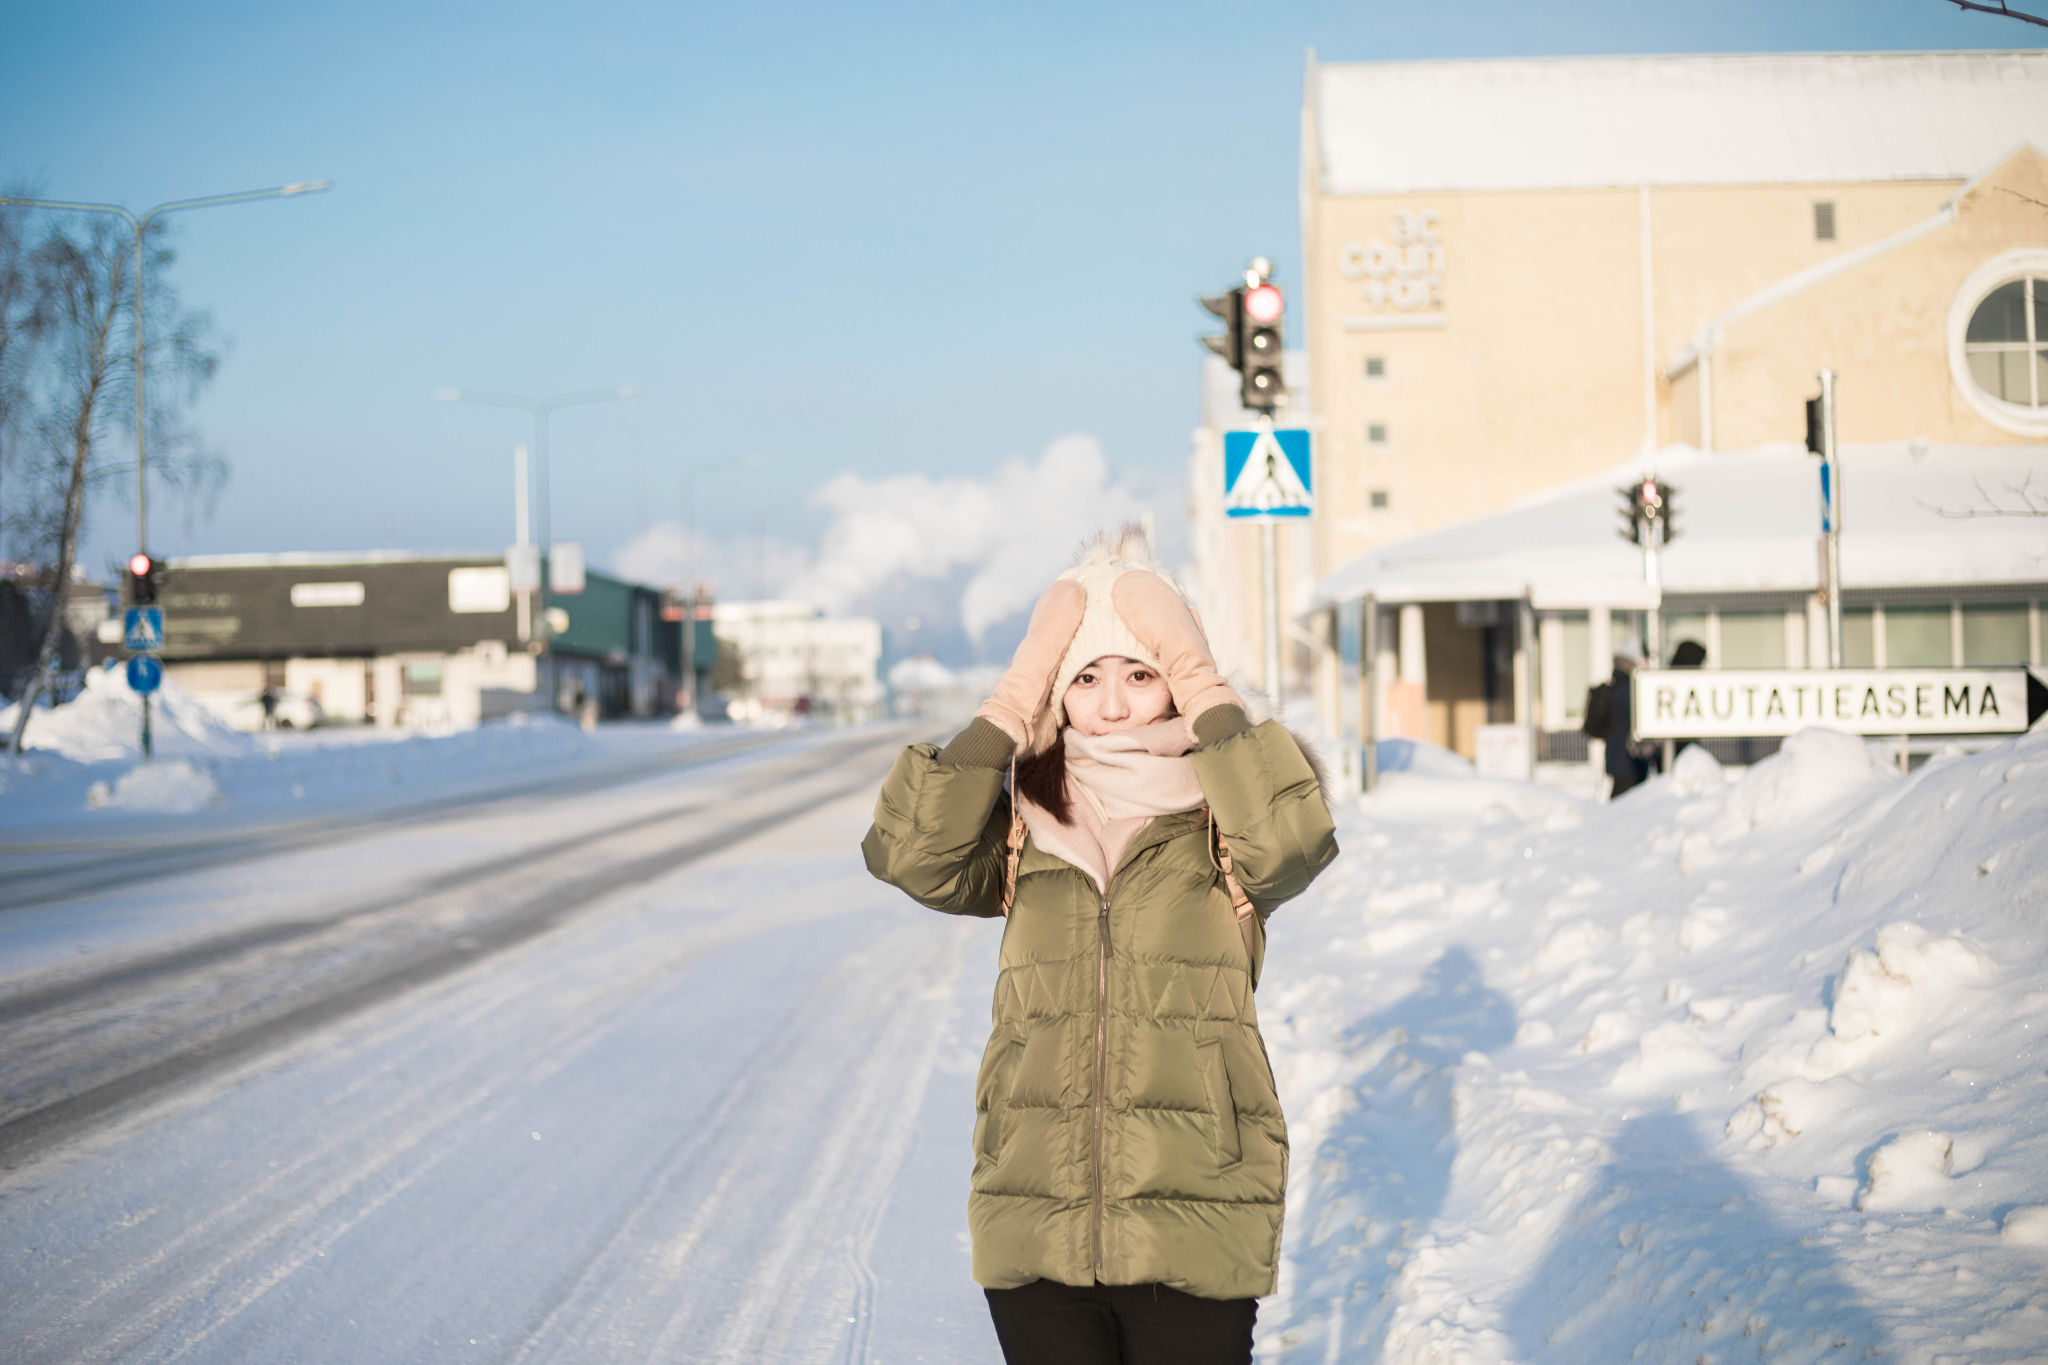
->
[0, 724, 1006, 1364]
[6, 716, 2044, 1365]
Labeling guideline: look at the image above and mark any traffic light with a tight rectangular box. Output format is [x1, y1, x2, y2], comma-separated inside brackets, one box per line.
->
[126, 552, 164, 606]
[1240, 277, 1285, 412]
[1616, 477, 1679, 546]
[1198, 286, 1245, 371]
[1804, 396, 1824, 456]
[1197, 259, 1287, 413]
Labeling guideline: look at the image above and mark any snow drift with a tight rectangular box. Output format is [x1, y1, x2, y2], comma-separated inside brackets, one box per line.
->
[1257, 725, 2048, 1364]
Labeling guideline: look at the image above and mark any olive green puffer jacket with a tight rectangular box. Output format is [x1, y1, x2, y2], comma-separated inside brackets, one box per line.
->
[861, 714, 1338, 1300]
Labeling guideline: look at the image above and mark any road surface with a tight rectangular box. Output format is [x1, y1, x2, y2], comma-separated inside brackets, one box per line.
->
[0, 724, 1005, 1365]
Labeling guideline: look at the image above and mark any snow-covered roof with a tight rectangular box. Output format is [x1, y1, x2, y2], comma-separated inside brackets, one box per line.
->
[174, 550, 497, 568]
[1310, 51, 2048, 195]
[1308, 441, 2048, 611]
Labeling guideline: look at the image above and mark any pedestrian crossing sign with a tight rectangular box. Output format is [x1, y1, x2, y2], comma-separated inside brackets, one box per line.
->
[1223, 428, 1314, 519]
[123, 607, 164, 653]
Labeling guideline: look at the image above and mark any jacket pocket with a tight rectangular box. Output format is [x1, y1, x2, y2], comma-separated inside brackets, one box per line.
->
[978, 1039, 1025, 1162]
[1196, 1038, 1242, 1167]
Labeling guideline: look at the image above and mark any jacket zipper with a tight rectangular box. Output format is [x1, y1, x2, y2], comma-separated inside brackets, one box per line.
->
[1092, 868, 1125, 1280]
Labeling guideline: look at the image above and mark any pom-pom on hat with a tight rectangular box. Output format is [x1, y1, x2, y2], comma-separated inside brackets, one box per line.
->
[1028, 524, 1197, 755]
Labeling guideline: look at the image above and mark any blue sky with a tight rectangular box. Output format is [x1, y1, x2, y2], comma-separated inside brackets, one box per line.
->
[3, 0, 2035, 642]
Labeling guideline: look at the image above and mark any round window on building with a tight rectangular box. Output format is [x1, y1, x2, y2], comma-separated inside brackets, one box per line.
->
[1949, 250, 2048, 437]
[1964, 278, 2044, 406]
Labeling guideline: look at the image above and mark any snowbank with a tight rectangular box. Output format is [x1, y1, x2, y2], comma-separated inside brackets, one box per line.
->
[85, 760, 224, 814]
[1258, 724, 2048, 1363]
[0, 662, 254, 764]
[0, 690, 740, 829]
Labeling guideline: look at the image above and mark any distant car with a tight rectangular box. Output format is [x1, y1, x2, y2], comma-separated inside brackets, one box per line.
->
[230, 690, 325, 732]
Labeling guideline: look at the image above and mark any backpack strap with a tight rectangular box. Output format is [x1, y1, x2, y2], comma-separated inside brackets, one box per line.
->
[1001, 755, 1026, 917]
[1204, 805, 1254, 925]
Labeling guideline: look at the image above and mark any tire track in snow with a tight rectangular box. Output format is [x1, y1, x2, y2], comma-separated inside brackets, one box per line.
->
[505, 916, 969, 1365]
[0, 729, 916, 1168]
[0, 729, 796, 913]
[4, 794, 909, 1365]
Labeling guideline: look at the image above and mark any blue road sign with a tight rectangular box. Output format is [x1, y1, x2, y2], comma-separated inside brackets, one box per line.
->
[124, 606, 164, 653]
[126, 654, 163, 695]
[1223, 428, 1314, 518]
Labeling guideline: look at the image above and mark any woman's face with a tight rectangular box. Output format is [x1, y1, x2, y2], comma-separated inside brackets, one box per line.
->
[1063, 656, 1173, 736]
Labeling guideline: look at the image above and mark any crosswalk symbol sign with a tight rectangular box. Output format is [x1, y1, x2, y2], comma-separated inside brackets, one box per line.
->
[123, 606, 164, 653]
[1223, 428, 1313, 519]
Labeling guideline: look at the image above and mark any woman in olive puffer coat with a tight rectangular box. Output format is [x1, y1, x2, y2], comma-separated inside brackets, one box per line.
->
[862, 531, 1338, 1364]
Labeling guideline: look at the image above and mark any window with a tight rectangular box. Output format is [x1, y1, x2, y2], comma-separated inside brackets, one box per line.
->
[1813, 201, 1836, 242]
[1949, 251, 2048, 437]
[1841, 608, 1875, 667]
[1369, 489, 1389, 509]
[1885, 604, 1952, 666]
[1961, 603, 2029, 665]
[1718, 611, 1786, 668]
[1365, 356, 1386, 379]
[1963, 277, 2046, 408]
[1367, 423, 1388, 446]
[1559, 612, 1590, 725]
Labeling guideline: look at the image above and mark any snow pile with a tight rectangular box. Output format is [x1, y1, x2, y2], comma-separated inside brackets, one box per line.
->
[84, 759, 225, 814]
[0, 662, 254, 764]
[1257, 724, 2048, 1363]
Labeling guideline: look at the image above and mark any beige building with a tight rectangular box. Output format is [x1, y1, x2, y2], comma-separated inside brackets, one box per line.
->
[1192, 50, 2048, 764]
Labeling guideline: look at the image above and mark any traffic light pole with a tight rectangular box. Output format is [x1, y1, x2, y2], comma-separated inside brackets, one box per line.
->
[1262, 518, 1283, 717]
[1818, 369, 1843, 668]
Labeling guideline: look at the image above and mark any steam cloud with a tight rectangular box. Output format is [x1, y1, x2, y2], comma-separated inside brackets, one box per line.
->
[796, 435, 1153, 640]
[610, 435, 1166, 652]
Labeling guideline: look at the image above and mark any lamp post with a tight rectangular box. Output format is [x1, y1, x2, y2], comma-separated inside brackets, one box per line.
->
[0, 180, 331, 759]
[434, 385, 642, 711]
[678, 454, 764, 713]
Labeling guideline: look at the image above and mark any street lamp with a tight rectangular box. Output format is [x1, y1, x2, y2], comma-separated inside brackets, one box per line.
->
[679, 454, 764, 713]
[0, 179, 331, 759]
[1, 182, 331, 558]
[434, 385, 642, 710]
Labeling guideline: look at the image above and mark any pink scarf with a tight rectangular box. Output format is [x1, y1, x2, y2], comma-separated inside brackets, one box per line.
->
[1018, 718, 1203, 892]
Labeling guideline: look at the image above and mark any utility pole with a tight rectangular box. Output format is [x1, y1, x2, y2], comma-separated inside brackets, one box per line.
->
[1807, 371, 1843, 666]
[1201, 257, 1300, 713]
[1618, 473, 1680, 769]
[435, 385, 642, 712]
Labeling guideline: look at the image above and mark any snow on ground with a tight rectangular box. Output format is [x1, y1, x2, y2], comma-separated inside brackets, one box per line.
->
[1255, 725, 2048, 1364]
[5, 707, 2044, 1364]
[0, 662, 794, 833]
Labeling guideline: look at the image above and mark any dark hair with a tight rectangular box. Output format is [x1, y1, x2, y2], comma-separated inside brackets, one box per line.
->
[1014, 734, 1071, 823]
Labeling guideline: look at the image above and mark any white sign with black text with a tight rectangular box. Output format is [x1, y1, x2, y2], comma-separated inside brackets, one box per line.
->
[1631, 668, 2036, 740]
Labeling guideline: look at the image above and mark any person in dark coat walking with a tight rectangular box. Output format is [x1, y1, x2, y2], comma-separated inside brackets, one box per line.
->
[1605, 648, 1651, 797]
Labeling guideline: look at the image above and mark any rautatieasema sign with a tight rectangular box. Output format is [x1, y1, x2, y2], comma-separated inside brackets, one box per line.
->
[1631, 668, 2041, 740]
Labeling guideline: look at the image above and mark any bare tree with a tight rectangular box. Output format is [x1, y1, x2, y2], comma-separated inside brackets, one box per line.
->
[1947, 0, 2048, 27]
[0, 192, 52, 565]
[4, 215, 221, 755]
[1917, 470, 2048, 519]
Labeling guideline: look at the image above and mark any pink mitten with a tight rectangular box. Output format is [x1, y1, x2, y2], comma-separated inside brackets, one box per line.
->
[975, 579, 1087, 752]
[1110, 570, 1244, 732]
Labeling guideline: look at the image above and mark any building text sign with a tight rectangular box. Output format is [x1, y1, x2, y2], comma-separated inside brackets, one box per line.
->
[1337, 210, 1446, 315]
[1632, 668, 2036, 740]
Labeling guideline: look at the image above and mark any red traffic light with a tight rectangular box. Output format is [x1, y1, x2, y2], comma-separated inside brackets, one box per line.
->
[1244, 283, 1283, 325]
[129, 552, 153, 577]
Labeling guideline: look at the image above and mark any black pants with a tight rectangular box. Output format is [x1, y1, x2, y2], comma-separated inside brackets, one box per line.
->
[985, 1279, 1257, 1365]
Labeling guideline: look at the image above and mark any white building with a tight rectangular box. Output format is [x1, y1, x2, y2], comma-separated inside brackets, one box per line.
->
[710, 600, 883, 723]
[1308, 439, 2048, 775]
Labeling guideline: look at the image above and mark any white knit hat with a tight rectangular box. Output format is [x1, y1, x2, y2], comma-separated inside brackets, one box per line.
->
[1035, 525, 1191, 749]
